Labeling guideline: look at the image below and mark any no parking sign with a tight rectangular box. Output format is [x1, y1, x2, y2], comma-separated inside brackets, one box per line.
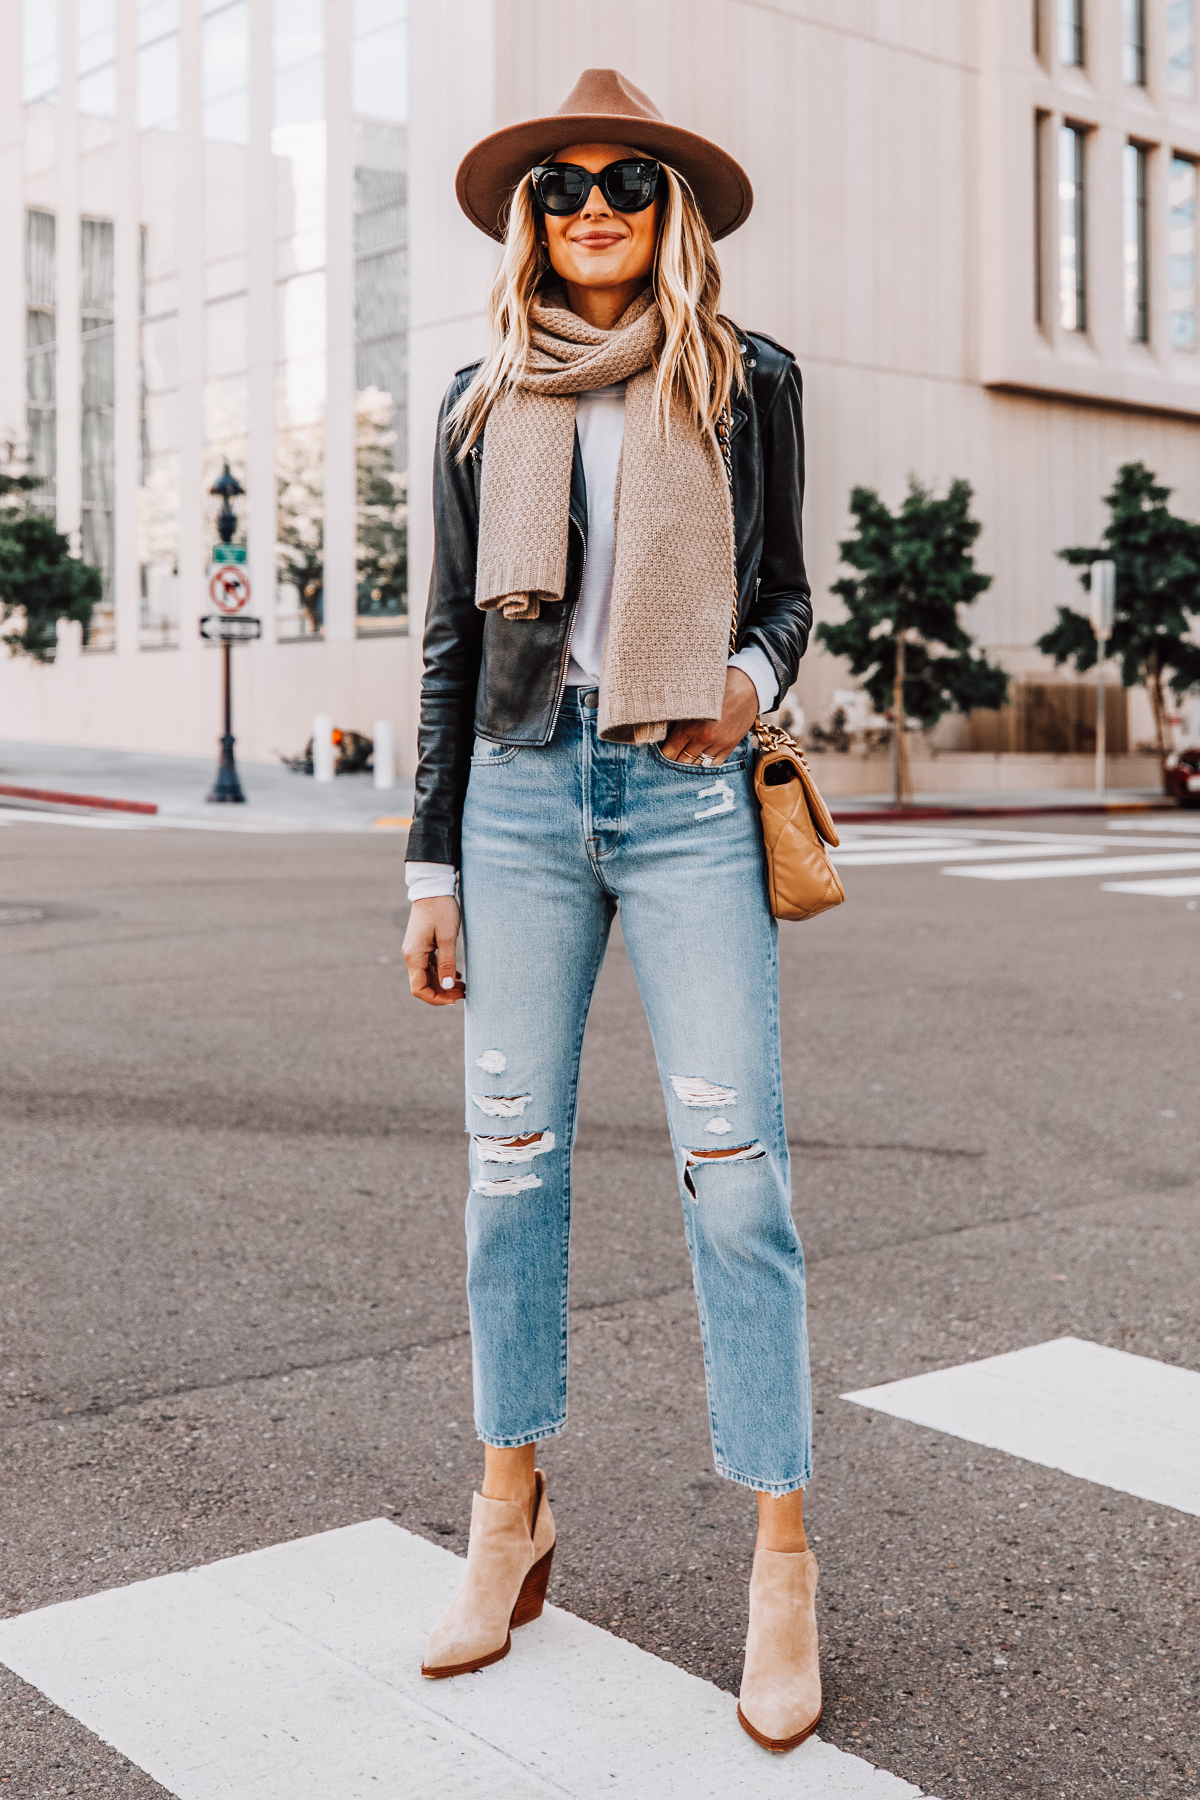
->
[209, 566, 252, 615]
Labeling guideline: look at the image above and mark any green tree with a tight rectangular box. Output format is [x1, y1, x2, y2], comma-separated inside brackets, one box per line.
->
[816, 478, 1008, 803]
[0, 510, 101, 662]
[1037, 462, 1200, 781]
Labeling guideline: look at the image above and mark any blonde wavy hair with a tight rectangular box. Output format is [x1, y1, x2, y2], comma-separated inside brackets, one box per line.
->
[448, 162, 744, 457]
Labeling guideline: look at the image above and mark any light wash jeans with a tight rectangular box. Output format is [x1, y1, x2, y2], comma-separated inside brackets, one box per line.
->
[459, 689, 812, 1495]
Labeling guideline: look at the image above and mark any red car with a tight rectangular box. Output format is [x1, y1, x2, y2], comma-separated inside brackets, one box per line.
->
[1164, 747, 1200, 807]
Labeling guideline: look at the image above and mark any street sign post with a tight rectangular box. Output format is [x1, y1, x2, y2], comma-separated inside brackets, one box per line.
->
[1090, 560, 1116, 802]
[206, 462, 250, 804]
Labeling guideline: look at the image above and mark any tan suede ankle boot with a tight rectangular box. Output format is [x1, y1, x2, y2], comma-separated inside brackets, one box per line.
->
[421, 1468, 555, 1678]
[737, 1546, 822, 1752]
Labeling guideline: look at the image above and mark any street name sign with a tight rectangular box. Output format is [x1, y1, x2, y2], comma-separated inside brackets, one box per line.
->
[208, 566, 252, 614]
[200, 613, 262, 643]
[211, 543, 247, 564]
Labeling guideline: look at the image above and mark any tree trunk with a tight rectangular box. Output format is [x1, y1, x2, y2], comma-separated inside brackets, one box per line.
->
[1146, 646, 1170, 790]
[893, 633, 912, 806]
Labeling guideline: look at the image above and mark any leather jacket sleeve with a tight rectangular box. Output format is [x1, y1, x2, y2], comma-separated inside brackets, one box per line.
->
[739, 352, 812, 702]
[406, 376, 483, 868]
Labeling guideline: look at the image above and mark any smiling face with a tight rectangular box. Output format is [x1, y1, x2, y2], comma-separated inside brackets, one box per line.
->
[538, 142, 661, 298]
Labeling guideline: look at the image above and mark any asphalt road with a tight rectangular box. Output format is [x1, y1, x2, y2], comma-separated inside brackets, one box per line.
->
[0, 815, 1196, 1798]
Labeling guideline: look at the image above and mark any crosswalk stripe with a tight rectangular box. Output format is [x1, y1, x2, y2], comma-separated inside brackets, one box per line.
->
[0, 1522, 935, 1799]
[1102, 876, 1200, 896]
[843, 1338, 1200, 1515]
[832, 842, 1099, 868]
[945, 852, 1200, 882]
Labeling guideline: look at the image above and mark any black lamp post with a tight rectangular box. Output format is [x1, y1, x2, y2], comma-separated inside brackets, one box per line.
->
[207, 463, 247, 804]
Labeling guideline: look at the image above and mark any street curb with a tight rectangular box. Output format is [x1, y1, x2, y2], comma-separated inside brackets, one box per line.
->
[0, 783, 158, 816]
[828, 799, 1174, 824]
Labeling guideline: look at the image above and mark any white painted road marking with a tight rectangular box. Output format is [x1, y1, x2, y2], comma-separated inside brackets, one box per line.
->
[945, 852, 1200, 882]
[832, 842, 1099, 868]
[1103, 876, 1200, 896]
[844, 1337, 1200, 1515]
[0, 1520, 936, 1800]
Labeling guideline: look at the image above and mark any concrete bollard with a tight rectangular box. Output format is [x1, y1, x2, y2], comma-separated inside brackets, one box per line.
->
[373, 719, 395, 790]
[312, 713, 334, 783]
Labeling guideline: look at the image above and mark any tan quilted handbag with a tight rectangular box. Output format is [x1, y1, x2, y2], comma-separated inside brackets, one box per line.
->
[718, 404, 845, 923]
[752, 724, 846, 921]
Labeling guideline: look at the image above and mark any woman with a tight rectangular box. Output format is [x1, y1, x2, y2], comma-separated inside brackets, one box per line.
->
[403, 69, 819, 1754]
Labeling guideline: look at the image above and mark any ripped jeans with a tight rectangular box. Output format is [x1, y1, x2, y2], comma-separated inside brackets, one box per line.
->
[458, 688, 812, 1496]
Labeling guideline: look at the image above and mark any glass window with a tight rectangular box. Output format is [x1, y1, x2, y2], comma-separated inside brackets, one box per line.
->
[1169, 156, 1198, 349]
[274, 0, 326, 639]
[1169, 0, 1196, 98]
[1058, 0, 1084, 66]
[25, 211, 56, 513]
[1034, 113, 1045, 325]
[353, 0, 407, 634]
[1059, 126, 1086, 332]
[202, 0, 250, 144]
[81, 218, 116, 640]
[1122, 0, 1146, 85]
[137, 0, 181, 134]
[1123, 144, 1149, 342]
[20, 0, 59, 105]
[77, 0, 117, 118]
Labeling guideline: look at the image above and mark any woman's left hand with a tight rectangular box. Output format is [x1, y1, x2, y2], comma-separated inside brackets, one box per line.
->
[660, 668, 760, 767]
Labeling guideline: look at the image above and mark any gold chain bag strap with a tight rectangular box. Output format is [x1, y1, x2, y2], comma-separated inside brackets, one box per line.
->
[717, 405, 845, 922]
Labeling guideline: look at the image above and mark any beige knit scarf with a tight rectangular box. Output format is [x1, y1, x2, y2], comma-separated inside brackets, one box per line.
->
[474, 288, 735, 745]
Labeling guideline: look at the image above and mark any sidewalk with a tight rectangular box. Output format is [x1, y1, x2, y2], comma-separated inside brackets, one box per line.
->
[0, 740, 1171, 832]
[0, 739, 415, 832]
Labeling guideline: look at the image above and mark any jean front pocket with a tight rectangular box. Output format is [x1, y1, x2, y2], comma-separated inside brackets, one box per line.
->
[470, 737, 521, 766]
[648, 739, 749, 776]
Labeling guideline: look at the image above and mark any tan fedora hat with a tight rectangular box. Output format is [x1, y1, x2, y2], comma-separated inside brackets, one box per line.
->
[456, 68, 753, 243]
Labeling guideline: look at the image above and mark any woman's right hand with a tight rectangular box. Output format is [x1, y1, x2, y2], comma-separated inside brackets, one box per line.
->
[403, 896, 465, 1005]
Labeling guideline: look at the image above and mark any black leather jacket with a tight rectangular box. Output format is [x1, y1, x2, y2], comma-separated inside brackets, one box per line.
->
[407, 329, 812, 866]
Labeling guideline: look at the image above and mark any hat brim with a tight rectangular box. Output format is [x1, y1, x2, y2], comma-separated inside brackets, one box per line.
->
[456, 114, 753, 243]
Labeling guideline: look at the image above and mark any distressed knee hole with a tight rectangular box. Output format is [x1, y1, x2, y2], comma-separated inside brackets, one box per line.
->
[682, 1141, 766, 1199]
[472, 1130, 556, 1164]
[670, 1074, 737, 1109]
[472, 1093, 533, 1118]
[472, 1173, 542, 1196]
[705, 1117, 733, 1135]
[475, 1048, 507, 1074]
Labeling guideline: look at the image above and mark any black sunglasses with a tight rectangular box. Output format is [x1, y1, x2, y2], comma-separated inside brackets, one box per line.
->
[529, 159, 661, 217]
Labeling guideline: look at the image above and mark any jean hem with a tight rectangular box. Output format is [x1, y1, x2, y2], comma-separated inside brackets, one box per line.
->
[714, 1461, 811, 1497]
[475, 1421, 566, 1450]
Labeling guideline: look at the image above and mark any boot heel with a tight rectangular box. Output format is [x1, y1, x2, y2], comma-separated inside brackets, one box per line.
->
[510, 1542, 554, 1628]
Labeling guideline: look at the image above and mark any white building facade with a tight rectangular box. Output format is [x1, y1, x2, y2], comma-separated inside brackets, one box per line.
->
[3, 1, 1200, 773]
[0, 0, 411, 765]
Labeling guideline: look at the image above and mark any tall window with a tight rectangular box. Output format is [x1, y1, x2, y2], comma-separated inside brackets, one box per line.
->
[137, 0, 181, 645]
[353, 0, 407, 634]
[1058, 0, 1084, 66]
[1169, 156, 1198, 349]
[77, 0, 117, 117]
[25, 211, 56, 511]
[202, 0, 250, 144]
[1034, 113, 1046, 326]
[81, 219, 116, 638]
[1122, 0, 1146, 85]
[1059, 126, 1086, 332]
[274, 0, 326, 639]
[137, 0, 181, 132]
[1123, 144, 1149, 342]
[20, 0, 58, 104]
[1169, 1, 1196, 98]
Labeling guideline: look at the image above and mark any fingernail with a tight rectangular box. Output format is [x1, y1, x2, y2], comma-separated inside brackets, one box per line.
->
[441, 976, 454, 990]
